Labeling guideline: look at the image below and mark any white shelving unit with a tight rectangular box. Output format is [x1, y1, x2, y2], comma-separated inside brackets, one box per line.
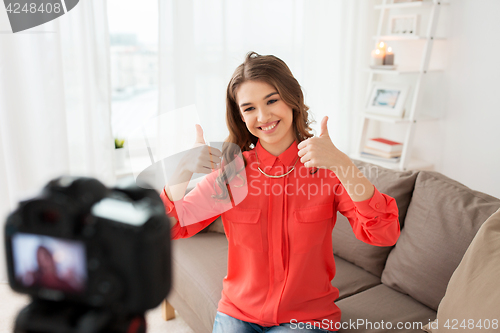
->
[351, 0, 448, 171]
[364, 67, 443, 75]
[371, 35, 446, 41]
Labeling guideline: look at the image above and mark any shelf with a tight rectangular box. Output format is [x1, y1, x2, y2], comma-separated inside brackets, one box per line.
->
[375, 2, 429, 9]
[116, 167, 133, 178]
[365, 67, 444, 75]
[363, 113, 411, 124]
[373, 35, 446, 41]
[374, 2, 449, 10]
[362, 113, 439, 124]
[357, 0, 446, 173]
[349, 153, 433, 171]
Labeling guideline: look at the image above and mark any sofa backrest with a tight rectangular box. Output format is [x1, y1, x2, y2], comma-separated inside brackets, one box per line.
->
[381, 170, 500, 310]
[332, 159, 419, 277]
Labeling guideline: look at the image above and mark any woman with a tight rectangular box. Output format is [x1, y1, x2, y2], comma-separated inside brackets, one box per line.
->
[26, 246, 79, 293]
[161, 52, 400, 332]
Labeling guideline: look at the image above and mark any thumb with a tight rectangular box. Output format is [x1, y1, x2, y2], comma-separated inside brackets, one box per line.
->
[195, 124, 206, 144]
[320, 116, 329, 137]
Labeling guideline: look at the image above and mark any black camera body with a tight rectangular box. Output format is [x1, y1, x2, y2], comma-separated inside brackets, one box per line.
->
[4, 176, 171, 331]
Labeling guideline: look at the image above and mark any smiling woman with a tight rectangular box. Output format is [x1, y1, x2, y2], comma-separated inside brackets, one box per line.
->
[160, 51, 399, 333]
[237, 81, 296, 157]
[226, 52, 314, 157]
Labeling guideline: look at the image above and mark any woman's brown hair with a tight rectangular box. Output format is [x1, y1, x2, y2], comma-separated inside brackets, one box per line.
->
[213, 51, 314, 200]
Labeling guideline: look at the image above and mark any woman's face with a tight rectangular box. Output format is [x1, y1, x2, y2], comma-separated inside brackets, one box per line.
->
[37, 248, 56, 273]
[236, 80, 295, 154]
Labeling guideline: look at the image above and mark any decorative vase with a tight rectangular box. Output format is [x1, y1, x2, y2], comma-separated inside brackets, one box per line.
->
[114, 148, 126, 169]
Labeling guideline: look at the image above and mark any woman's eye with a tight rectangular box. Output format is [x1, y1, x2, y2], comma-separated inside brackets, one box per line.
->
[268, 99, 278, 105]
[244, 107, 254, 112]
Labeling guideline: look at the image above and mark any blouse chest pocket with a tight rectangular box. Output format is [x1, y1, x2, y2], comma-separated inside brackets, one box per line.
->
[224, 207, 263, 253]
[292, 203, 334, 254]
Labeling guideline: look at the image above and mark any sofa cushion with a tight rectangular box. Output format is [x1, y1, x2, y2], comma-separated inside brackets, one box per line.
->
[332, 256, 381, 301]
[169, 232, 228, 333]
[332, 159, 418, 277]
[336, 284, 436, 333]
[381, 171, 500, 311]
[432, 207, 500, 333]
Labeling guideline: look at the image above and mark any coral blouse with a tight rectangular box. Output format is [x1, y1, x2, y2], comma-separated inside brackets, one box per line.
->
[160, 139, 400, 331]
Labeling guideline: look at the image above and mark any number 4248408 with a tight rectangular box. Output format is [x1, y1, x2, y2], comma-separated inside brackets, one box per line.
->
[444, 318, 498, 330]
[6, 2, 62, 14]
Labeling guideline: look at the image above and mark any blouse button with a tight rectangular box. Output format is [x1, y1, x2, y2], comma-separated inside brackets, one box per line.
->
[375, 203, 380, 209]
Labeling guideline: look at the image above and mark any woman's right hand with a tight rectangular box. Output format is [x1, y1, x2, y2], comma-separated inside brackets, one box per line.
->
[165, 124, 222, 207]
[165, 124, 223, 227]
[182, 124, 222, 174]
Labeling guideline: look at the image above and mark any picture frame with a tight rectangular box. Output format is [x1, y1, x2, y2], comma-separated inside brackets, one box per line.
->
[366, 83, 409, 118]
[388, 15, 419, 36]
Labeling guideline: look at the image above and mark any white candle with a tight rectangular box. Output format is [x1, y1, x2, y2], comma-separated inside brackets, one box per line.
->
[384, 47, 394, 65]
[377, 41, 387, 54]
[371, 49, 384, 66]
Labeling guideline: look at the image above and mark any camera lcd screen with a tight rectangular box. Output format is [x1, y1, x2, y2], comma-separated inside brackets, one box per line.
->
[11, 233, 87, 294]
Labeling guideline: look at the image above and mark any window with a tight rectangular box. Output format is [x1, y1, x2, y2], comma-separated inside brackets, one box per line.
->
[107, 0, 158, 140]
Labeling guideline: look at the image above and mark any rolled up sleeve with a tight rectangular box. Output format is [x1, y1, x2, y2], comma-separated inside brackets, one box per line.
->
[159, 154, 247, 240]
[160, 187, 179, 221]
[159, 187, 215, 240]
[335, 183, 400, 246]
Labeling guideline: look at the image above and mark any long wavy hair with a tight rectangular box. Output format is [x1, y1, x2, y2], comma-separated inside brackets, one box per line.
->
[213, 51, 315, 201]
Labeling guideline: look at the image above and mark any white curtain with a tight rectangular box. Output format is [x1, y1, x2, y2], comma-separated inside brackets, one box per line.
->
[0, 0, 114, 282]
[158, 0, 370, 154]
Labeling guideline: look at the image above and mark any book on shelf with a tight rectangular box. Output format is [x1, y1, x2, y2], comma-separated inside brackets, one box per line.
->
[363, 147, 402, 159]
[366, 137, 403, 153]
[360, 152, 401, 163]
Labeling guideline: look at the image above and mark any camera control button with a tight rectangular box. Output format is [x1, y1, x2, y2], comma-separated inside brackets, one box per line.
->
[93, 274, 123, 302]
[88, 258, 100, 270]
[82, 225, 96, 236]
[98, 281, 112, 294]
[89, 295, 104, 306]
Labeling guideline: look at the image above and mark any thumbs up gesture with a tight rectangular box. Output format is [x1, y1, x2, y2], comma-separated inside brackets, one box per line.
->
[297, 116, 349, 170]
[194, 124, 207, 147]
[183, 124, 222, 174]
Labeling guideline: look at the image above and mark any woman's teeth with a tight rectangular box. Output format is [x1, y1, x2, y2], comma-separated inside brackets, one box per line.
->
[260, 121, 278, 131]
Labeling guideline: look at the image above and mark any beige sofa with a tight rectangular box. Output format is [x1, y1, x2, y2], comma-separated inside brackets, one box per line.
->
[164, 159, 500, 333]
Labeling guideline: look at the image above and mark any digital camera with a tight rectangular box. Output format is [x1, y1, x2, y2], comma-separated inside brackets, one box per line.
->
[4, 176, 171, 323]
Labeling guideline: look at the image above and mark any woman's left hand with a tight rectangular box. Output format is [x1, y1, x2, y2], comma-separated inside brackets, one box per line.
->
[297, 116, 349, 170]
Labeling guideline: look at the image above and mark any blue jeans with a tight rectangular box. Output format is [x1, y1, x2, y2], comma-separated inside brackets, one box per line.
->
[212, 311, 338, 333]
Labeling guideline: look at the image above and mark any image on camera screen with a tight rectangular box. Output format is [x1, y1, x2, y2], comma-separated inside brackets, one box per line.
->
[11, 233, 87, 294]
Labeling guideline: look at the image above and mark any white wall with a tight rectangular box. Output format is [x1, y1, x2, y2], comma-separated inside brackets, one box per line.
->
[438, 0, 500, 199]
[368, 0, 500, 199]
